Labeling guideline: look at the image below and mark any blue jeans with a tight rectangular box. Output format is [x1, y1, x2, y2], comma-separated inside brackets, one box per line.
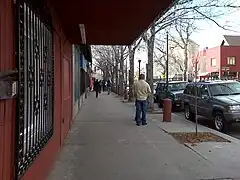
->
[135, 100, 147, 125]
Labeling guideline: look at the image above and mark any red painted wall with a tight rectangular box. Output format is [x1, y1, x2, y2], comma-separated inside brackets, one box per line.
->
[21, 10, 73, 180]
[198, 46, 240, 78]
[61, 40, 73, 143]
[0, 0, 16, 179]
[0, 1, 73, 179]
[198, 47, 221, 73]
[220, 46, 240, 71]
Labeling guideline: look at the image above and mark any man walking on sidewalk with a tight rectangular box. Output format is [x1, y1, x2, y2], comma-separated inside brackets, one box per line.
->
[134, 74, 151, 126]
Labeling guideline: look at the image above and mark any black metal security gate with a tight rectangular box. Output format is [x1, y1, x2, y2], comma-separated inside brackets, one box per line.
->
[16, 0, 54, 178]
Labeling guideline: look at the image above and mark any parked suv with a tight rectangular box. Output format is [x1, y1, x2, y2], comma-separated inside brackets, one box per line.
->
[183, 80, 240, 132]
[155, 81, 187, 109]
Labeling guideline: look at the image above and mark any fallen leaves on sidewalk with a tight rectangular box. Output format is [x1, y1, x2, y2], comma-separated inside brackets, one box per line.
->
[169, 132, 230, 144]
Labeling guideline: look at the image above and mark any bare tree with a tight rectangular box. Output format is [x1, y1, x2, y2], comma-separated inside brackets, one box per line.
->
[128, 38, 143, 101]
[155, 35, 187, 81]
[119, 46, 128, 96]
[154, 37, 167, 74]
[191, 52, 200, 135]
[111, 46, 128, 95]
[92, 46, 115, 81]
[142, 23, 158, 110]
[141, 0, 239, 110]
[92, 45, 129, 95]
[168, 19, 198, 80]
[153, 0, 239, 36]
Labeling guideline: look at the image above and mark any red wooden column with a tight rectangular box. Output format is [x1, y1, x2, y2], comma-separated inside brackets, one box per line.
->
[0, 0, 16, 179]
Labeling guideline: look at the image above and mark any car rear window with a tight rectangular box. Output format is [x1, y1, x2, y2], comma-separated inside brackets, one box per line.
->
[168, 82, 187, 91]
[209, 82, 240, 96]
[184, 84, 193, 95]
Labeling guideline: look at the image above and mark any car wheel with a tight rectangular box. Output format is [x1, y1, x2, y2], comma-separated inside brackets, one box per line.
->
[184, 104, 190, 120]
[214, 111, 229, 132]
[184, 104, 195, 121]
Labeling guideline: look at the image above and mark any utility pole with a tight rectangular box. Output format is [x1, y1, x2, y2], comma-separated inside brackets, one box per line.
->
[166, 32, 169, 92]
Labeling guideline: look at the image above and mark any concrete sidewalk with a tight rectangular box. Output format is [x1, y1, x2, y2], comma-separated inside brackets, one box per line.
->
[48, 93, 239, 180]
[149, 112, 240, 178]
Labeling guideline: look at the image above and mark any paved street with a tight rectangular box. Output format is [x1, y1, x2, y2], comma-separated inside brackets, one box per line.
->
[48, 93, 236, 180]
[174, 111, 240, 139]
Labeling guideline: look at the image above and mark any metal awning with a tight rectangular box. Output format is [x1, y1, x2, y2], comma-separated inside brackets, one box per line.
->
[50, 0, 174, 45]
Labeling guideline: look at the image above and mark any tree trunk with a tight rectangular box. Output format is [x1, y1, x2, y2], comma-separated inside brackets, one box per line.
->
[102, 68, 107, 80]
[125, 58, 128, 85]
[112, 64, 115, 83]
[183, 44, 188, 81]
[147, 24, 155, 111]
[115, 65, 119, 94]
[128, 45, 135, 102]
[114, 50, 119, 94]
[111, 66, 114, 86]
[106, 65, 111, 80]
[119, 47, 124, 96]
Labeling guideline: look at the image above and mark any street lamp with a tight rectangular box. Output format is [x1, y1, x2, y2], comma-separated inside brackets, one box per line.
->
[138, 59, 141, 77]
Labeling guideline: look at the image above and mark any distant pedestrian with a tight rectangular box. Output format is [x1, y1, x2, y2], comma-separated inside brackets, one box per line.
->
[94, 79, 101, 98]
[99, 80, 102, 93]
[107, 80, 111, 95]
[102, 80, 106, 92]
[133, 74, 151, 126]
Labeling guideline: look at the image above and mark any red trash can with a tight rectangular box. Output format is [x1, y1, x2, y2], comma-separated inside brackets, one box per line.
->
[163, 98, 172, 122]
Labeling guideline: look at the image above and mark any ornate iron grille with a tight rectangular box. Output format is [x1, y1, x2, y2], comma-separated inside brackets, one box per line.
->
[16, 0, 54, 178]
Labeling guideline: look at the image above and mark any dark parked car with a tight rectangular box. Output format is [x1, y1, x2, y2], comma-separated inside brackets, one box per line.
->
[155, 81, 187, 109]
[183, 80, 240, 132]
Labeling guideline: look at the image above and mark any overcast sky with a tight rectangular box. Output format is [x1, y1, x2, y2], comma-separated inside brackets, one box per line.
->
[192, 8, 240, 49]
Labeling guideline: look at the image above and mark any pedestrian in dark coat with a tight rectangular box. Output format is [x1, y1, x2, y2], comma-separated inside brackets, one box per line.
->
[94, 79, 101, 98]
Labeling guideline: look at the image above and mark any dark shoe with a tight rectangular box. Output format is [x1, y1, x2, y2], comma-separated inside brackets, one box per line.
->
[136, 123, 140, 126]
[142, 122, 147, 126]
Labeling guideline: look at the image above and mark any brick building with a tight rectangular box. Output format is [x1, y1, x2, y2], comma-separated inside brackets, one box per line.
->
[197, 35, 240, 80]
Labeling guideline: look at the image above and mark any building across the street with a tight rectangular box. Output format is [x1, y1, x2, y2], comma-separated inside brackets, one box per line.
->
[197, 35, 240, 80]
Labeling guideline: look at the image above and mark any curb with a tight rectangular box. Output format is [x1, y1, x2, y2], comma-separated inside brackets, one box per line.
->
[184, 143, 212, 163]
[172, 113, 240, 144]
[148, 110, 163, 114]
